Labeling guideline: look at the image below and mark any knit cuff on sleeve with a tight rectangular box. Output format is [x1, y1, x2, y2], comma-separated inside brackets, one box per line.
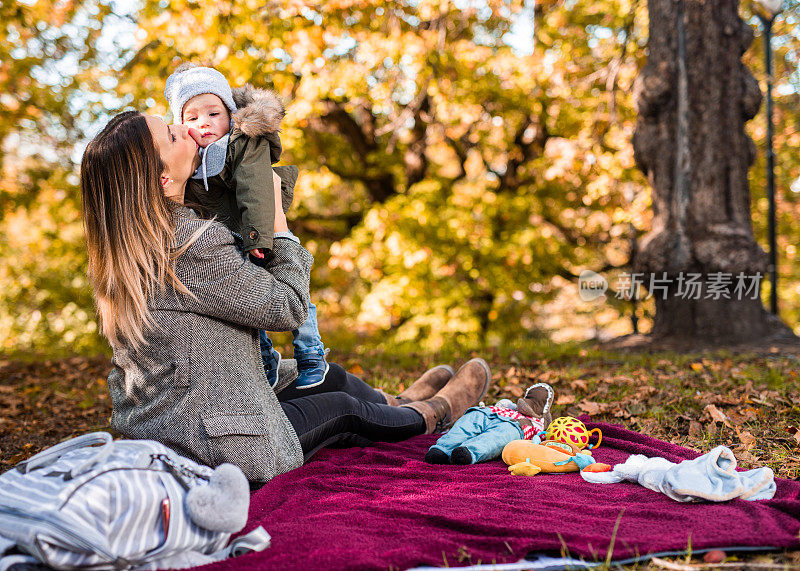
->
[274, 230, 300, 244]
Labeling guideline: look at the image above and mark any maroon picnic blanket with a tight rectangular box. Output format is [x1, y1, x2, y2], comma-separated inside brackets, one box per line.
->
[200, 422, 800, 570]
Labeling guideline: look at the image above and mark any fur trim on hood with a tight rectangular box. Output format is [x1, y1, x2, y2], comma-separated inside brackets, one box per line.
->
[231, 84, 286, 137]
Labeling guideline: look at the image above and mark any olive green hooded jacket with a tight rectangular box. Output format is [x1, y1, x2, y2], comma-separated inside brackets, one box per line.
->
[185, 85, 298, 252]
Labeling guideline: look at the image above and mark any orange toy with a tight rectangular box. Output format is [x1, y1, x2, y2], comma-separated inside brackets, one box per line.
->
[582, 462, 613, 473]
[545, 417, 602, 450]
[502, 440, 592, 473]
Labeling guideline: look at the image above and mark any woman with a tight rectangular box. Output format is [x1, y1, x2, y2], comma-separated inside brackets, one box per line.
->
[80, 110, 491, 483]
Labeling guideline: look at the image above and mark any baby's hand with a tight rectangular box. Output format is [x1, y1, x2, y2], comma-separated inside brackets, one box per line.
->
[250, 248, 266, 259]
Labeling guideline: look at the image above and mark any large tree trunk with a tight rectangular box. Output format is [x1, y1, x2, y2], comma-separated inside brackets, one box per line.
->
[632, 0, 795, 344]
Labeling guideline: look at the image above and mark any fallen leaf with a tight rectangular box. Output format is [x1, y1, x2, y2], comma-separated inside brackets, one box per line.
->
[570, 379, 588, 391]
[738, 450, 759, 465]
[555, 394, 575, 405]
[634, 386, 657, 399]
[704, 404, 732, 428]
[577, 401, 611, 415]
[737, 430, 756, 449]
[785, 426, 800, 446]
[8, 452, 27, 464]
[688, 421, 703, 438]
[690, 362, 703, 372]
[537, 370, 556, 382]
[712, 394, 742, 406]
[739, 407, 759, 421]
[726, 410, 749, 425]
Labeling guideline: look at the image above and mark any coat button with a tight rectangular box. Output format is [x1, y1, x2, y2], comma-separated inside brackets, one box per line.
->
[249, 229, 259, 241]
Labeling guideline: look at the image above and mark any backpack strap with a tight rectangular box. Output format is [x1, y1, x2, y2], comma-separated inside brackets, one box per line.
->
[0, 535, 33, 571]
[145, 526, 272, 569]
[15, 432, 114, 479]
[0, 553, 40, 571]
[205, 526, 271, 562]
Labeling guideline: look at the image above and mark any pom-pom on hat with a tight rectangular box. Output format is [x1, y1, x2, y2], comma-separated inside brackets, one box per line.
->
[164, 64, 237, 122]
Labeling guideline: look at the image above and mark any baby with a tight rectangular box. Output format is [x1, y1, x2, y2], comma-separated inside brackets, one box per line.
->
[164, 64, 328, 389]
[425, 383, 554, 464]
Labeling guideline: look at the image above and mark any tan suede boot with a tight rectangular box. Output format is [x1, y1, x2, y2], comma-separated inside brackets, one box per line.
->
[401, 358, 491, 433]
[400, 397, 451, 433]
[375, 365, 455, 406]
[374, 388, 402, 406]
[394, 365, 455, 405]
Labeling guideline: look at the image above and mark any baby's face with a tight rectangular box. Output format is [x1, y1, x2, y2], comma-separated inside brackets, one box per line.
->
[181, 93, 231, 148]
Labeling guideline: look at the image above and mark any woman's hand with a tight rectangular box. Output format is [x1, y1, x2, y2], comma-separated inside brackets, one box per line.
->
[272, 169, 288, 233]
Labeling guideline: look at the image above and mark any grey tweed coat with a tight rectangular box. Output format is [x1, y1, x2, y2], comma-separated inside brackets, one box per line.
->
[107, 206, 311, 483]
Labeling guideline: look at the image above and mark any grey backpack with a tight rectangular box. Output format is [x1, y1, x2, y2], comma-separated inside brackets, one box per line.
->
[0, 432, 270, 570]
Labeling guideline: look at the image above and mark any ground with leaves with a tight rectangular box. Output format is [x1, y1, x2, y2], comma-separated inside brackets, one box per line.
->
[2, 341, 800, 568]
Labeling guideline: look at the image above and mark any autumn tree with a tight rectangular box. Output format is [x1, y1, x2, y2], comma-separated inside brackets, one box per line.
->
[112, 0, 650, 349]
[5, 0, 800, 356]
[632, 0, 797, 344]
[0, 0, 113, 355]
[742, 0, 800, 337]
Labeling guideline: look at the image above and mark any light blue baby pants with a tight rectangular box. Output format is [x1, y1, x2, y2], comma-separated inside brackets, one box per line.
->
[429, 408, 525, 464]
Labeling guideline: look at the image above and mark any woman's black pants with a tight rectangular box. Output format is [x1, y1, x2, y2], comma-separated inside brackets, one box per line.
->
[278, 363, 426, 461]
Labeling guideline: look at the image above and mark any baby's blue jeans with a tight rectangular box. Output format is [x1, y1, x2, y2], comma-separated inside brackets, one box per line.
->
[259, 302, 325, 363]
[430, 408, 524, 464]
[237, 239, 325, 367]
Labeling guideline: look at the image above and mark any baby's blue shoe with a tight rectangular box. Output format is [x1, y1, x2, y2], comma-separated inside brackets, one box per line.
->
[295, 351, 329, 389]
[263, 348, 281, 387]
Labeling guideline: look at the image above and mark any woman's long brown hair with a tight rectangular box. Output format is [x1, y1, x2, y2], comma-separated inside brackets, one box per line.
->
[80, 111, 207, 349]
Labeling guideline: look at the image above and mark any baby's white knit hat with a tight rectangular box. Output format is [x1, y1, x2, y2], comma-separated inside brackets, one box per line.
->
[164, 65, 237, 122]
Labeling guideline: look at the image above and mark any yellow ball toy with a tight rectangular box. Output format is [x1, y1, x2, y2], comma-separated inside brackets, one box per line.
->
[545, 417, 602, 450]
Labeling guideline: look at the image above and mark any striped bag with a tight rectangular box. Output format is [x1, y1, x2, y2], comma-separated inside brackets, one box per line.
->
[0, 432, 270, 570]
